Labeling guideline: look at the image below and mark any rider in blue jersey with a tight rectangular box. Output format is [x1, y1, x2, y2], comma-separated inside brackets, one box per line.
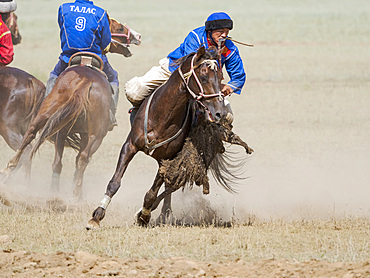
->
[45, 0, 119, 128]
[125, 12, 246, 124]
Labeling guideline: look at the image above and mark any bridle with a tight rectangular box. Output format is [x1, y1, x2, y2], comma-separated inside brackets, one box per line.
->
[178, 54, 225, 119]
[143, 54, 224, 153]
[6, 13, 19, 36]
[111, 24, 131, 47]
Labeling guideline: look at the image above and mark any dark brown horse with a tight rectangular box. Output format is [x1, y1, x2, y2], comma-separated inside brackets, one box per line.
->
[2, 12, 21, 45]
[0, 67, 45, 174]
[0, 18, 141, 198]
[86, 46, 249, 229]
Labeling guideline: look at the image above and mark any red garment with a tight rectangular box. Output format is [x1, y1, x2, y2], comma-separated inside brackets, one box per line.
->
[0, 17, 14, 66]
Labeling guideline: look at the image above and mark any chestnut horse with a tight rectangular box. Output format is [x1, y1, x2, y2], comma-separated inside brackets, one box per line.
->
[86, 46, 237, 229]
[0, 67, 45, 174]
[0, 18, 141, 198]
[2, 12, 21, 45]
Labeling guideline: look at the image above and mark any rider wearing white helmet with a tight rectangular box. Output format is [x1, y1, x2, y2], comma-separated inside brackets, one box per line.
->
[0, 0, 16, 66]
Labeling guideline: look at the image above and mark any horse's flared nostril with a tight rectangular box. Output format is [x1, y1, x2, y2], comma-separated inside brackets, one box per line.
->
[215, 113, 221, 121]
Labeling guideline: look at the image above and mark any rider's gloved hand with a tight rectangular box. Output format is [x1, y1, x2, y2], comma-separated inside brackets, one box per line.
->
[221, 84, 233, 96]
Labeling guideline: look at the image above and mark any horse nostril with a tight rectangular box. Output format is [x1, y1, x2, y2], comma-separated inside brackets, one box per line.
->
[215, 112, 221, 120]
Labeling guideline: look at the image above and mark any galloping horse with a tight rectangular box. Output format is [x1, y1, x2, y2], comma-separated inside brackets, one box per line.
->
[0, 18, 141, 198]
[0, 67, 45, 174]
[2, 12, 21, 45]
[86, 46, 252, 229]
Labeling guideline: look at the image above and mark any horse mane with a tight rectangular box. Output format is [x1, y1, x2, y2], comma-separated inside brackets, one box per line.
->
[171, 46, 219, 69]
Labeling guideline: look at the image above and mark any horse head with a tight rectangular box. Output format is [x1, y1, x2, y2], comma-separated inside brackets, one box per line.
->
[4, 13, 21, 45]
[108, 16, 141, 57]
[179, 46, 228, 123]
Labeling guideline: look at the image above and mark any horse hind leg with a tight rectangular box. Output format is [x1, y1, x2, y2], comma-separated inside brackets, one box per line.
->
[50, 129, 69, 194]
[0, 128, 32, 183]
[0, 116, 48, 182]
[136, 171, 164, 226]
[73, 133, 103, 200]
[156, 183, 174, 225]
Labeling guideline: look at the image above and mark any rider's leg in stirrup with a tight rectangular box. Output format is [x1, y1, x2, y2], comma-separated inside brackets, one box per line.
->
[45, 60, 68, 98]
[103, 57, 119, 130]
[125, 58, 172, 126]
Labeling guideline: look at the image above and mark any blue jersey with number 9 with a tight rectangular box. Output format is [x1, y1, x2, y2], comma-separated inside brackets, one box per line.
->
[58, 0, 111, 63]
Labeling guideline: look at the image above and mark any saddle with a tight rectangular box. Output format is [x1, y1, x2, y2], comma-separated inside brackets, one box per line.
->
[68, 52, 108, 80]
[68, 52, 104, 71]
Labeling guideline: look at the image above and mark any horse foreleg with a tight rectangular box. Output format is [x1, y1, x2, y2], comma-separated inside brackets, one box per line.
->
[136, 171, 164, 226]
[86, 139, 137, 230]
[74, 134, 103, 200]
[51, 130, 68, 194]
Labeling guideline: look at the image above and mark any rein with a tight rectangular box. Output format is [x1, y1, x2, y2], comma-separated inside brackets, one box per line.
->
[143, 54, 222, 153]
[144, 87, 191, 154]
[178, 55, 224, 120]
[6, 13, 18, 33]
[226, 37, 254, 47]
[111, 24, 131, 47]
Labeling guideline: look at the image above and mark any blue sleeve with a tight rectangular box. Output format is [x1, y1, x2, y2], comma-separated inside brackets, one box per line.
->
[99, 12, 111, 51]
[58, 5, 63, 29]
[167, 30, 203, 72]
[182, 31, 203, 56]
[225, 49, 246, 95]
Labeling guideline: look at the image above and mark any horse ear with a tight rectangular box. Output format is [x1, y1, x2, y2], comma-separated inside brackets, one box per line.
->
[195, 46, 206, 61]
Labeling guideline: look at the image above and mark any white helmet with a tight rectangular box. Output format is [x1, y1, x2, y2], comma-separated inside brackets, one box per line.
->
[0, 0, 17, 13]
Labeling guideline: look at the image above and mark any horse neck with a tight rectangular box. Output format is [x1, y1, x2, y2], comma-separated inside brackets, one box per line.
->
[161, 71, 190, 109]
[148, 70, 191, 130]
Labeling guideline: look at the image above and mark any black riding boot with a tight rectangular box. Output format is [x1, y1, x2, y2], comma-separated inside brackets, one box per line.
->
[108, 84, 119, 131]
[44, 76, 58, 98]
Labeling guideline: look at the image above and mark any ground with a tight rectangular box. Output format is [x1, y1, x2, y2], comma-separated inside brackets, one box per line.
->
[1, 0, 370, 277]
[1, 250, 370, 277]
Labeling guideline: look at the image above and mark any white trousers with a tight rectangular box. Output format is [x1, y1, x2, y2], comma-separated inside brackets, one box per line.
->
[125, 58, 171, 106]
[125, 57, 234, 123]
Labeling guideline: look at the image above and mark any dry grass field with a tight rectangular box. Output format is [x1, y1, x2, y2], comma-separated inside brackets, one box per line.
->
[1, 0, 370, 277]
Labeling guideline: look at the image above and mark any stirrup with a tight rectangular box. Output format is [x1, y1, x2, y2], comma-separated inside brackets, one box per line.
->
[128, 107, 135, 114]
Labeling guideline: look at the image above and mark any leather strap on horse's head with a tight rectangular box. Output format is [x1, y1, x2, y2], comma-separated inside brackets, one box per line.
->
[178, 54, 225, 121]
[111, 23, 131, 47]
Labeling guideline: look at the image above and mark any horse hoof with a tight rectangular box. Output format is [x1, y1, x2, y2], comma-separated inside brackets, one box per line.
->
[0, 192, 12, 207]
[135, 210, 150, 227]
[86, 218, 100, 230]
[156, 211, 174, 226]
[246, 146, 254, 154]
[73, 189, 83, 202]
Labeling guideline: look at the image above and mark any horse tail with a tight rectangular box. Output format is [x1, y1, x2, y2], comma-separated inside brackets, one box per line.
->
[209, 151, 248, 194]
[24, 77, 45, 123]
[30, 82, 92, 158]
